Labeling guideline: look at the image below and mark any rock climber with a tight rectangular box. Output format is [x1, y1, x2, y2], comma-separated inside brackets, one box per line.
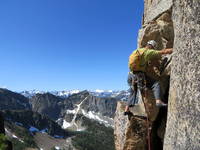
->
[124, 40, 173, 115]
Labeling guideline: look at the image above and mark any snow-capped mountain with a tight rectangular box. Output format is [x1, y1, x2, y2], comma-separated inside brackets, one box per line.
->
[20, 90, 45, 98]
[20, 90, 80, 98]
[90, 89, 129, 100]
[20, 89, 129, 101]
[51, 90, 81, 98]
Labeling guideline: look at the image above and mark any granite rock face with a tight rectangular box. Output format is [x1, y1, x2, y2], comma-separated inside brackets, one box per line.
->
[114, 88, 169, 150]
[122, 116, 147, 150]
[143, 0, 173, 24]
[65, 90, 118, 118]
[164, 0, 200, 149]
[115, 0, 200, 149]
[114, 102, 129, 150]
[82, 95, 118, 118]
[114, 0, 173, 149]
[138, 9, 174, 50]
[30, 93, 65, 120]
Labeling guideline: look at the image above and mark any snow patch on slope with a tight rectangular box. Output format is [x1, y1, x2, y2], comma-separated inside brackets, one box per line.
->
[62, 107, 114, 129]
[62, 120, 71, 129]
[5, 128, 24, 143]
[81, 110, 114, 127]
[62, 97, 88, 131]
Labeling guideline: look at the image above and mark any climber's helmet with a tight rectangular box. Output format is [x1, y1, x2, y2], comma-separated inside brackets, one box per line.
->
[147, 40, 157, 49]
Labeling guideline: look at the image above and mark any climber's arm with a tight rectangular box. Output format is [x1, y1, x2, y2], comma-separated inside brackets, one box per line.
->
[159, 48, 173, 55]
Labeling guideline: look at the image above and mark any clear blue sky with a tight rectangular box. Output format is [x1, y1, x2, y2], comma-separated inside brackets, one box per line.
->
[0, 0, 144, 91]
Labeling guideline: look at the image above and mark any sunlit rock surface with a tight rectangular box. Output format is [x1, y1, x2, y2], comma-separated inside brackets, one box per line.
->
[114, 0, 173, 149]
[164, 0, 200, 149]
[115, 0, 200, 150]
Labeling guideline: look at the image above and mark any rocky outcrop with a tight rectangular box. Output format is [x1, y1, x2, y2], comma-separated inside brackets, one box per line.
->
[115, 0, 200, 150]
[143, 0, 173, 24]
[66, 90, 90, 105]
[64, 90, 118, 118]
[164, 0, 200, 149]
[30, 93, 69, 120]
[138, 7, 174, 50]
[65, 91, 119, 118]
[114, 88, 169, 150]
[114, 102, 128, 150]
[114, 102, 149, 150]
[61, 91, 118, 129]
[114, 0, 174, 149]
[82, 95, 118, 118]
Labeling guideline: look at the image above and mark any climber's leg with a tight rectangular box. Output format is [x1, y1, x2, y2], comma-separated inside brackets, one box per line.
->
[124, 87, 137, 115]
[146, 76, 167, 107]
[152, 81, 167, 107]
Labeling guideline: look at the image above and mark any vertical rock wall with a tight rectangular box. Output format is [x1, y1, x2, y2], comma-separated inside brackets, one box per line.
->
[143, 0, 173, 24]
[114, 0, 174, 150]
[164, 0, 200, 149]
[114, 102, 129, 150]
[138, 1, 174, 50]
[115, 0, 200, 149]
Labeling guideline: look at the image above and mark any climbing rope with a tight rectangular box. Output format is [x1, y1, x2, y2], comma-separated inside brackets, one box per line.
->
[144, 80, 152, 150]
[137, 73, 152, 150]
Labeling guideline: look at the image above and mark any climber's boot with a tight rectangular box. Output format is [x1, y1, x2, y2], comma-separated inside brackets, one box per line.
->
[156, 100, 167, 107]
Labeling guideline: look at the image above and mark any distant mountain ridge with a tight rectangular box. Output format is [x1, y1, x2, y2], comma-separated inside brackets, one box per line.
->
[0, 88, 118, 149]
[20, 89, 129, 100]
[0, 88, 31, 110]
[0, 88, 123, 128]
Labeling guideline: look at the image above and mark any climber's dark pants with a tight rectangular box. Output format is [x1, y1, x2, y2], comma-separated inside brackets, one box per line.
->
[127, 73, 162, 106]
[145, 76, 162, 100]
[127, 72, 138, 106]
[127, 87, 138, 106]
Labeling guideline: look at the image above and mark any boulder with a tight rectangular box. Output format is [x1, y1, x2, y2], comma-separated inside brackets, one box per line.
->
[138, 11, 174, 50]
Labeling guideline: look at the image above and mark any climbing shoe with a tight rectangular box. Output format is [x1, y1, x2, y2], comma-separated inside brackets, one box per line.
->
[156, 100, 167, 107]
[156, 103, 167, 107]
